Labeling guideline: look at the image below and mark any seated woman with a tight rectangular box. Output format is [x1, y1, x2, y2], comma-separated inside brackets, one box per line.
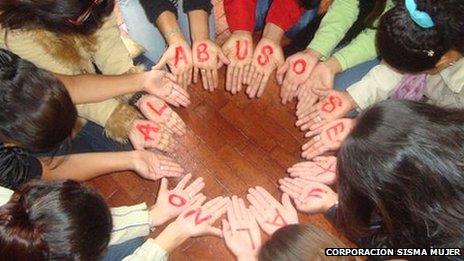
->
[0, 49, 185, 190]
[0, 0, 184, 150]
[280, 100, 464, 251]
[118, 0, 225, 91]
[222, 0, 320, 98]
[297, 0, 464, 132]
[0, 176, 228, 260]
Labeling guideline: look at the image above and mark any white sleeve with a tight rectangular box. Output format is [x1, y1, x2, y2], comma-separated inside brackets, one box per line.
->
[109, 203, 151, 246]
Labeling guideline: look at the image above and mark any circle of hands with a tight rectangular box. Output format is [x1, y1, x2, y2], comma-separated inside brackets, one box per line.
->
[124, 32, 364, 258]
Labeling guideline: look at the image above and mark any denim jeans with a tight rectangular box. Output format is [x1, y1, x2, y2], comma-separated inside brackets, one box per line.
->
[117, 0, 216, 66]
[334, 58, 380, 91]
[102, 237, 145, 261]
[254, 0, 319, 38]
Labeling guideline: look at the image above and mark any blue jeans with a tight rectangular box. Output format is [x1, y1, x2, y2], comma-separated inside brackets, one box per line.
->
[118, 0, 216, 66]
[103, 237, 145, 261]
[254, 0, 318, 38]
[334, 58, 380, 91]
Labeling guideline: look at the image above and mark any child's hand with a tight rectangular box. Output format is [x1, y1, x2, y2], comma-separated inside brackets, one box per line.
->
[247, 186, 298, 236]
[154, 40, 193, 89]
[137, 95, 186, 136]
[149, 173, 205, 227]
[287, 156, 337, 185]
[279, 179, 338, 214]
[192, 39, 230, 92]
[174, 196, 229, 238]
[296, 90, 355, 131]
[302, 118, 355, 159]
[222, 196, 262, 260]
[244, 38, 284, 98]
[276, 49, 319, 104]
[307, 60, 337, 97]
[222, 31, 254, 94]
[142, 70, 190, 107]
[128, 119, 178, 152]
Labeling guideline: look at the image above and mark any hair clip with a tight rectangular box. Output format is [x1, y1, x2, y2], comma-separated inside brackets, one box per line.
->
[423, 50, 435, 57]
[405, 0, 435, 29]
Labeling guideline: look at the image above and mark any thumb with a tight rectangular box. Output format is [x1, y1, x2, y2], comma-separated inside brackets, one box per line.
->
[159, 178, 169, 194]
[153, 52, 169, 70]
[206, 226, 223, 237]
[276, 60, 290, 85]
[218, 49, 231, 66]
[281, 193, 294, 210]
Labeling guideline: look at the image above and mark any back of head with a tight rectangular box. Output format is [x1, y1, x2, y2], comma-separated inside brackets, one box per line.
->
[337, 100, 464, 249]
[0, 49, 77, 152]
[0, 0, 114, 35]
[0, 180, 112, 260]
[259, 224, 353, 261]
[377, 0, 464, 73]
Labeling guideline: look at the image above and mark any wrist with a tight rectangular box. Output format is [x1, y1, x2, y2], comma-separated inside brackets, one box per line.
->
[303, 48, 322, 60]
[153, 221, 189, 252]
[232, 30, 252, 38]
[325, 57, 342, 74]
[167, 32, 187, 46]
[149, 204, 168, 227]
[262, 23, 284, 44]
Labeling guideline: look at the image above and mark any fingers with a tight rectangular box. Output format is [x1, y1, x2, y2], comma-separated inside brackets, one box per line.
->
[218, 49, 230, 67]
[235, 67, 243, 94]
[173, 173, 193, 191]
[200, 69, 209, 91]
[226, 65, 234, 92]
[222, 219, 232, 241]
[276, 60, 290, 85]
[232, 65, 240, 93]
[206, 226, 223, 237]
[193, 67, 199, 84]
[245, 64, 256, 85]
[159, 178, 169, 194]
[232, 195, 243, 221]
[246, 72, 263, 98]
[206, 69, 215, 91]
[153, 53, 168, 70]
[256, 73, 270, 98]
[184, 177, 205, 196]
[212, 69, 219, 90]
[281, 193, 294, 211]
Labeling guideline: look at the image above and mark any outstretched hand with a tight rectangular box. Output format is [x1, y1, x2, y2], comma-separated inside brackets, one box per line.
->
[149, 173, 206, 227]
[142, 69, 190, 107]
[276, 50, 319, 104]
[128, 119, 178, 152]
[131, 150, 185, 181]
[222, 196, 262, 260]
[154, 40, 193, 89]
[302, 118, 356, 159]
[244, 38, 284, 99]
[279, 179, 338, 214]
[192, 39, 230, 92]
[222, 31, 254, 94]
[247, 186, 298, 236]
[287, 156, 337, 185]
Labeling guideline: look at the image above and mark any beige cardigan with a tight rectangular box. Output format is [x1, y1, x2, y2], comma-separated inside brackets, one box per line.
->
[0, 12, 139, 141]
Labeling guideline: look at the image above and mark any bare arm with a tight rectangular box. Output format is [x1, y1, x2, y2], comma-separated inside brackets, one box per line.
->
[156, 11, 186, 45]
[55, 73, 145, 104]
[188, 10, 210, 41]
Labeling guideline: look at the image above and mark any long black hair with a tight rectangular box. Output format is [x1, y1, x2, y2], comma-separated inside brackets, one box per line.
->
[377, 0, 464, 73]
[0, 0, 115, 35]
[336, 100, 464, 251]
[0, 180, 112, 260]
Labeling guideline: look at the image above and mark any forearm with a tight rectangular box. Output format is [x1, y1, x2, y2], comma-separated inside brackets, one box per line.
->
[262, 23, 285, 44]
[188, 10, 210, 41]
[156, 11, 186, 45]
[56, 73, 145, 104]
[153, 222, 189, 252]
[40, 151, 136, 181]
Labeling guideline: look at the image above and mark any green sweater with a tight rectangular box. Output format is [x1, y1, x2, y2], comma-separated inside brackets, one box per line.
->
[307, 0, 394, 71]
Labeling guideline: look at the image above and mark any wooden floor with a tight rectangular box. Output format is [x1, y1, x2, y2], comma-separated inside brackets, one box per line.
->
[93, 2, 349, 260]
[86, 68, 349, 260]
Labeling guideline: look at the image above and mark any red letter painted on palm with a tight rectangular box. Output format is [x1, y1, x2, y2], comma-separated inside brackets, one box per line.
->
[147, 102, 168, 116]
[184, 208, 212, 225]
[168, 194, 187, 207]
[325, 122, 345, 141]
[174, 46, 188, 67]
[292, 59, 307, 75]
[236, 228, 256, 250]
[136, 123, 159, 141]
[321, 96, 342, 113]
[235, 40, 249, 60]
[265, 208, 287, 227]
[257, 45, 274, 66]
[197, 43, 210, 62]
[304, 188, 325, 200]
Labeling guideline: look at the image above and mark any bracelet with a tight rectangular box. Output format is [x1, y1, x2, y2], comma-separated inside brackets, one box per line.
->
[128, 91, 147, 106]
[163, 28, 181, 39]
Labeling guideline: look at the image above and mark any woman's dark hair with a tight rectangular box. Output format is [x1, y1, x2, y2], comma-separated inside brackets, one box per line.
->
[337, 100, 464, 251]
[0, 49, 77, 153]
[377, 0, 464, 73]
[259, 224, 353, 261]
[0, 0, 114, 35]
[0, 180, 112, 260]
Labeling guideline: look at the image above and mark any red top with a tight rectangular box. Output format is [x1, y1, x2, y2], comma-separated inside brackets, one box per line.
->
[224, 0, 306, 32]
